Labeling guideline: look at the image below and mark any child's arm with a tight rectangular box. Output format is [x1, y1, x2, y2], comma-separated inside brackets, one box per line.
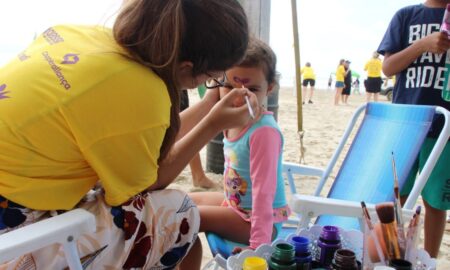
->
[248, 126, 282, 249]
[383, 32, 450, 76]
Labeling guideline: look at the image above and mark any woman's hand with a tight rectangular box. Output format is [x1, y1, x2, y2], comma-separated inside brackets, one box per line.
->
[206, 88, 260, 132]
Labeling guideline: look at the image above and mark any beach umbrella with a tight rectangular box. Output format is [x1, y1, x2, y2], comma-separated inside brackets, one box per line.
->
[351, 71, 360, 78]
[291, 0, 305, 163]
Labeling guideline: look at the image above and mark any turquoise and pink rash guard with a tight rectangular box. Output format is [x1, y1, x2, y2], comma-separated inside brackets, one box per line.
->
[223, 111, 291, 249]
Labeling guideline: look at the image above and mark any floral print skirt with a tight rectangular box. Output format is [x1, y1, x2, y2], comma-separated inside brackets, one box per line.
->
[0, 188, 200, 270]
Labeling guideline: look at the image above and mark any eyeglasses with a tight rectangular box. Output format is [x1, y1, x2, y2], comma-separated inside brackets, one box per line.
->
[204, 72, 227, 89]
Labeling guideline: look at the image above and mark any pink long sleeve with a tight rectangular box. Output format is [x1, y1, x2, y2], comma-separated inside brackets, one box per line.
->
[248, 126, 282, 249]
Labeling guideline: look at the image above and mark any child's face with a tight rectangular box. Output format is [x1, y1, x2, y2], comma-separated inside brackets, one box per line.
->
[219, 66, 272, 107]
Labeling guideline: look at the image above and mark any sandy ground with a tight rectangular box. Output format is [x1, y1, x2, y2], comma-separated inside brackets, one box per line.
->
[168, 87, 449, 269]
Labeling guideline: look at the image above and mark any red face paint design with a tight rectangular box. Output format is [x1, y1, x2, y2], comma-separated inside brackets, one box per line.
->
[233, 76, 250, 85]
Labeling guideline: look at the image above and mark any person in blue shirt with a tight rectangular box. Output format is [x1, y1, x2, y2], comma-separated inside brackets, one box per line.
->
[378, 0, 450, 258]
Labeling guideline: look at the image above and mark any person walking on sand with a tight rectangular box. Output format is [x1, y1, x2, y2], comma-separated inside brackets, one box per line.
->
[342, 60, 352, 104]
[334, 59, 347, 105]
[301, 62, 316, 104]
[328, 74, 333, 90]
[364, 52, 383, 102]
[352, 78, 361, 94]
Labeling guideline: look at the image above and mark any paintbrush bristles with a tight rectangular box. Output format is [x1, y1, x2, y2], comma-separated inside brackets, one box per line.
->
[375, 202, 395, 223]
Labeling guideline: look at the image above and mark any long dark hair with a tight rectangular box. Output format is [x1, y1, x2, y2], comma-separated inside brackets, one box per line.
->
[238, 38, 277, 85]
[113, 0, 248, 161]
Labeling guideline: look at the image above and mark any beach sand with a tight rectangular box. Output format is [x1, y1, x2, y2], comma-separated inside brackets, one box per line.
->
[168, 87, 449, 269]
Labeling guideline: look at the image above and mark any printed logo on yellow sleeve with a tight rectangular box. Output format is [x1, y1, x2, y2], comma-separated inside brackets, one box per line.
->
[0, 84, 10, 99]
[17, 51, 30, 61]
[61, 53, 79, 65]
[42, 27, 64, 45]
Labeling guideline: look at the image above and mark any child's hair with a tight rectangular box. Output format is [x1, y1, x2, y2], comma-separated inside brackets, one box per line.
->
[237, 38, 277, 85]
[339, 59, 345, 66]
[305, 62, 311, 67]
[113, 0, 249, 161]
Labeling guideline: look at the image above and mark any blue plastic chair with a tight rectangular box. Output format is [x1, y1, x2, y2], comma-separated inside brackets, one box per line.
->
[289, 102, 450, 231]
[205, 102, 450, 268]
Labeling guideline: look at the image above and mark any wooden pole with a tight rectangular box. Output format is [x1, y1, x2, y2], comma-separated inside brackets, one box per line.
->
[290, 0, 306, 163]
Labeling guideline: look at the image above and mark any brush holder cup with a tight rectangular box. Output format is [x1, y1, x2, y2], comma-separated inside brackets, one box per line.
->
[363, 219, 435, 270]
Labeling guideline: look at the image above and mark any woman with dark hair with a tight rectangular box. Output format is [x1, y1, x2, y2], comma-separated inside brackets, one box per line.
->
[0, 0, 252, 268]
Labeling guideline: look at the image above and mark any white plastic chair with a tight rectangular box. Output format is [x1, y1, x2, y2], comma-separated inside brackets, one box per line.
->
[0, 208, 96, 270]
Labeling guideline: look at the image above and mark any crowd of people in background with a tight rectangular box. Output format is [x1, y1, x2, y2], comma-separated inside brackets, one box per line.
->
[302, 51, 391, 106]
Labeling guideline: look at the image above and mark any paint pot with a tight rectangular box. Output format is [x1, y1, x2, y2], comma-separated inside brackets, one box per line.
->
[316, 226, 341, 267]
[331, 249, 361, 270]
[268, 243, 296, 270]
[243, 256, 268, 270]
[290, 236, 312, 270]
[388, 259, 412, 270]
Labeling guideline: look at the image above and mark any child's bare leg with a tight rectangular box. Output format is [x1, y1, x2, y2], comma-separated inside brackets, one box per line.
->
[180, 205, 250, 270]
[423, 200, 446, 257]
[198, 206, 250, 241]
[189, 191, 224, 206]
[189, 153, 218, 189]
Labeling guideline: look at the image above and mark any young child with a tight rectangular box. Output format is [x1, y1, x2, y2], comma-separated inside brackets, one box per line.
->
[181, 38, 290, 269]
[377, 0, 450, 258]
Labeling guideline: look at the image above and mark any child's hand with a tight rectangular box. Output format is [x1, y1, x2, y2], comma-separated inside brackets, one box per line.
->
[419, 32, 450, 54]
[231, 245, 253, 255]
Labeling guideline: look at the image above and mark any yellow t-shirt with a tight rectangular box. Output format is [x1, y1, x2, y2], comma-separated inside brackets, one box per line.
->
[364, 58, 382, 77]
[335, 65, 345, 82]
[0, 25, 170, 210]
[300, 66, 315, 80]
